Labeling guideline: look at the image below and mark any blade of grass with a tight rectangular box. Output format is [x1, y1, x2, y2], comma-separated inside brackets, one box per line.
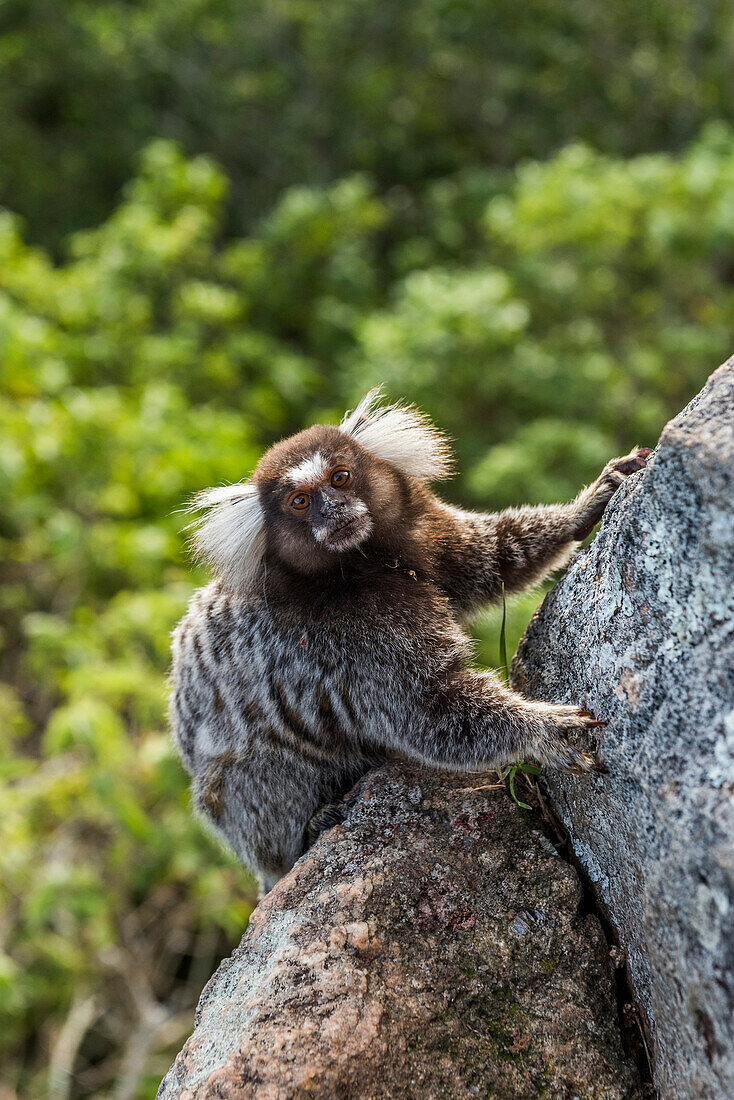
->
[507, 767, 532, 810]
[518, 763, 541, 777]
[499, 581, 509, 684]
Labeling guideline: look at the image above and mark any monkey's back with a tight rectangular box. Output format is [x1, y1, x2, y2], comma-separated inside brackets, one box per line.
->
[169, 580, 388, 882]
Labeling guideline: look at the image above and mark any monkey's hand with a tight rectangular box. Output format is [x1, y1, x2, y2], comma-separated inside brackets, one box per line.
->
[524, 702, 606, 774]
[574, 446, 652, 539]
[596, 447, 652, 497]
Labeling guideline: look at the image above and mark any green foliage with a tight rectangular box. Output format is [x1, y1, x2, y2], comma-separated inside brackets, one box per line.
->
[502, 763, 542, 812]
[355, 125, 734, 508]
[3, 0, 734, 249]
[2, 97, 734, 1099]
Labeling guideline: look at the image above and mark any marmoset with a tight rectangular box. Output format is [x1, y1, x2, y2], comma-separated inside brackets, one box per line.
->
[170, 391, 649, 892]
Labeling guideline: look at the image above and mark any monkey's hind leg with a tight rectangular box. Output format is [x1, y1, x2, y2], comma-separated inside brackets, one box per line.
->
[192, 751, 316, 896]
[305, 801, 350, 847]
[305, 770, 375, 848]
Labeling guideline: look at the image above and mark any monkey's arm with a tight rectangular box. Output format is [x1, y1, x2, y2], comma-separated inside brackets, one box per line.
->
[385, 660, 603, 774]
[373, 666, 601, 774]
[433, 448, 650, 613]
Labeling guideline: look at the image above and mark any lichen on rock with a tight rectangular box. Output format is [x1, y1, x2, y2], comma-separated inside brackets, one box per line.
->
[513, 357, 734, 1099]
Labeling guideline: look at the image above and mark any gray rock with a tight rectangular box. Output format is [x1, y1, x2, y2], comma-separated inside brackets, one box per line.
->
[158, 764, 640, 1099]
[513, 357, 734, 1099]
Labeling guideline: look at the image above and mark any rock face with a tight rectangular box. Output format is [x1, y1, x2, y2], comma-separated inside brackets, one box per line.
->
[159, 764, 640, 1099]
[513, 359, 734, 1099]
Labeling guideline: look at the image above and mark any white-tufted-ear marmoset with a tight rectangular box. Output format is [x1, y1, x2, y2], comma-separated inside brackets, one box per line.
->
[170, 390, 650, 893]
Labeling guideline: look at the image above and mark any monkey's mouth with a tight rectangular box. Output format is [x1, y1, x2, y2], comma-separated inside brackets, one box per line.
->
[320, 514, 372, 551]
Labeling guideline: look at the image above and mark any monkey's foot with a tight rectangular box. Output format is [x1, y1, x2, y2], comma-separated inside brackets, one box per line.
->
[305, 772, 376, 848]
[306, 801, 350, 847]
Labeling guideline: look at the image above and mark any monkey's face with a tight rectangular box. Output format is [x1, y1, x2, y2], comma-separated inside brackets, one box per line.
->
[191, 393, 447, 586]
[254, 426, 405, 574]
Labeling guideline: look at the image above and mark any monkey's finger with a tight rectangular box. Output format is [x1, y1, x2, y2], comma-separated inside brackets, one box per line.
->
[576, 709, 606, 728]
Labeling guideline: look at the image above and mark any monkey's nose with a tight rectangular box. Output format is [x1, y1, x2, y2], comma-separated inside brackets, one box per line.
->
[312, 489, 342, 524]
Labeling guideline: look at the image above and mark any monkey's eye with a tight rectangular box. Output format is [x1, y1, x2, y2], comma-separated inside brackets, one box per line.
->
[290, 493, 310, 511]
[330, 469, 351, 488]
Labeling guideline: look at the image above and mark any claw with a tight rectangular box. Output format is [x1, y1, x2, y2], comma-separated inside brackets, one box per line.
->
[566, 751, 606, 775]
[586, 719, 607, 728]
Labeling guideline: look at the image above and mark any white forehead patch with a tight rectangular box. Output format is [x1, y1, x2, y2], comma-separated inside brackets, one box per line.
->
[285, 451, 328, 486]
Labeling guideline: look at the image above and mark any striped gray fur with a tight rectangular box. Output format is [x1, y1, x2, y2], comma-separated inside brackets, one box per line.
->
[170, 392, 650, 891]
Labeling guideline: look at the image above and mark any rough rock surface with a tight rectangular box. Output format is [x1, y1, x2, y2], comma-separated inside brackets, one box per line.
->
[513, 358, 734, 1100]
[159, 764, 640, 1099]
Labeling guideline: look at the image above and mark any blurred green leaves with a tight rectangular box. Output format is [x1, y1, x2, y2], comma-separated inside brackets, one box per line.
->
[355, 125, 734, 504]
[3, 1, 734, 250]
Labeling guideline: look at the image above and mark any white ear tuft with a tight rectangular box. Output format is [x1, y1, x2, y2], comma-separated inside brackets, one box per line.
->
[186, 482, 266, 589]
[340, 387, 453, 481]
